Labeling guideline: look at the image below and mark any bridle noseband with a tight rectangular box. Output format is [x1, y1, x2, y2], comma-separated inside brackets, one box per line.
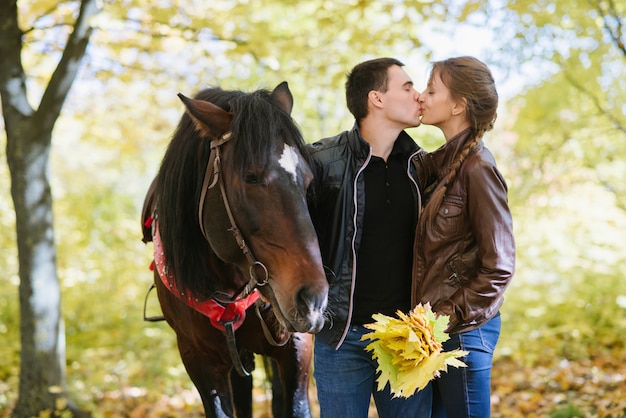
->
[198, 131, 270, 303]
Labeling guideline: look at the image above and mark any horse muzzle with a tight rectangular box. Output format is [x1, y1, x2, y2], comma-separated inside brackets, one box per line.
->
[261, 281, 328, 334]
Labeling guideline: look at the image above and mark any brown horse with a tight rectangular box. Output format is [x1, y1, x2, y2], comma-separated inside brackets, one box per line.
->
[141, 82, 328, 417]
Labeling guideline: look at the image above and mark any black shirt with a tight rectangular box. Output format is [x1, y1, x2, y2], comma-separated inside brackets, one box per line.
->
[352, 151, 416, 325]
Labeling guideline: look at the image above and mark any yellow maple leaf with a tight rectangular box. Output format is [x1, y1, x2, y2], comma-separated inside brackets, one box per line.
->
[362, 303, 469, 398]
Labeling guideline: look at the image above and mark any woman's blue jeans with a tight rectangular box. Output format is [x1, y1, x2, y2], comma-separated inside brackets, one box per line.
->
[432, 313, 501, 418]
[314, 325, 433, 418]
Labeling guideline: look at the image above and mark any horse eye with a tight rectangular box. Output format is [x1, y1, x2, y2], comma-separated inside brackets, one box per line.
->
[244, 173, 261, 184]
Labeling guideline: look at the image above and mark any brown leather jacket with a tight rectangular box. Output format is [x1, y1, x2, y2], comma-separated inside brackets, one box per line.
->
[411, 129, 515, 334]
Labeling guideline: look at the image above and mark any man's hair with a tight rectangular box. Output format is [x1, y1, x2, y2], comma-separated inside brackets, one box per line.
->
[345, 57, 405, 122]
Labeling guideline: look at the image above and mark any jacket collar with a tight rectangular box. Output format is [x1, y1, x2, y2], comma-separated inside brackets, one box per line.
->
[347, 122, 419, 159]
[430, 128, 479, 178]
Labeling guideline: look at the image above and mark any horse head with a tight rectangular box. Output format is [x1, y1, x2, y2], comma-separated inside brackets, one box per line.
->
[177, 82, 328, 334]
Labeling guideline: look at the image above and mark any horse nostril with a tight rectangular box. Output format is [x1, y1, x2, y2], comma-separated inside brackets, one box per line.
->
[296, 285, 327, 312]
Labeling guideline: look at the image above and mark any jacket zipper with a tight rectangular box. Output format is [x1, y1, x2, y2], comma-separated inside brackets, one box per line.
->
[336, 148, 372, 349]
[448, 261, 460, 285]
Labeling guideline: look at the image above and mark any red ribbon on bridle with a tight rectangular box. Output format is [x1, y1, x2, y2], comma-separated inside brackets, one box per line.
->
[148, 216, 260, 332]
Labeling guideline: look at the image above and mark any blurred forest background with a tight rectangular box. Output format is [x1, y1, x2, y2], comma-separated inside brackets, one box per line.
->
[0, 0, 625, 417]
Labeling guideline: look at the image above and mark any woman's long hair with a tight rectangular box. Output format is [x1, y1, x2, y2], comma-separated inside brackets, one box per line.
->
[420, 56, 498, 234]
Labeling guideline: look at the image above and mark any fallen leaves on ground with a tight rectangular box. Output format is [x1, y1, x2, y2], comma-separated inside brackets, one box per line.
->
[491, 354, 626, 417]
[1, 353, 625, 417]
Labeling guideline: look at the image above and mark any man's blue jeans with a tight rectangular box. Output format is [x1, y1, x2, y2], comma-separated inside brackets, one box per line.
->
[432, 313, 501, 418]
[314, 325, 433, 418]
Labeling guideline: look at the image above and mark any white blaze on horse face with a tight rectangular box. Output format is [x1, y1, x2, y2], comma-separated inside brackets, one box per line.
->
[278, 144, 300, 184]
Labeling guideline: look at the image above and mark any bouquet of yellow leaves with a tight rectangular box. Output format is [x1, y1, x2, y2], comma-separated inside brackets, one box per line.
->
[361, 303, 468, 398]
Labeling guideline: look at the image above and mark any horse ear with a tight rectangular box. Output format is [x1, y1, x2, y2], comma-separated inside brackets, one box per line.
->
[271, 81, 294, 115]
[178, 93, 233, 138]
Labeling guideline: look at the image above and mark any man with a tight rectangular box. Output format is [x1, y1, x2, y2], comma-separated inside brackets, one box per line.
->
[307, 57, 431, 417]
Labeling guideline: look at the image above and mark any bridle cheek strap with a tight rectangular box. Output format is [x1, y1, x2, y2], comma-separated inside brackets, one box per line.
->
[198, 131, 231, 241]
[197, 131, 269, 299]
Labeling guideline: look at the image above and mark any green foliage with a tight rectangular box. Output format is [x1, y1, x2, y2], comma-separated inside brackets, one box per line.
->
[451, 0, 626, 209]
[497, 170, 626, 366]
[62, 0, 449, 140]
[499, 269, 626, 365]
[550, 404, 585, 418]
[0, 141, 19, 403]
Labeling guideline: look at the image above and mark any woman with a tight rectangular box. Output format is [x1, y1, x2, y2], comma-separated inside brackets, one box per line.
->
[412, 56, 516, 417]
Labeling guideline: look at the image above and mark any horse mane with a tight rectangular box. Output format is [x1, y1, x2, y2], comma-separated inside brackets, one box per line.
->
[155, 86, 308, 297]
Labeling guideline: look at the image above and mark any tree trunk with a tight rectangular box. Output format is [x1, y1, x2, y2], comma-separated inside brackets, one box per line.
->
[0, 0, 99, 416]
[8, 124, 81, 417]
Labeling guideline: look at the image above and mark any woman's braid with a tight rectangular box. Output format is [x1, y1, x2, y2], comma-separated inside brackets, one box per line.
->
[419, 132, 483, 236]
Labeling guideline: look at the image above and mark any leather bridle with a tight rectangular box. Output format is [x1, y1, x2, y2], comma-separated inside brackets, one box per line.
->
[197, 130, 289, 376]
[198, 131, 270, 302]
